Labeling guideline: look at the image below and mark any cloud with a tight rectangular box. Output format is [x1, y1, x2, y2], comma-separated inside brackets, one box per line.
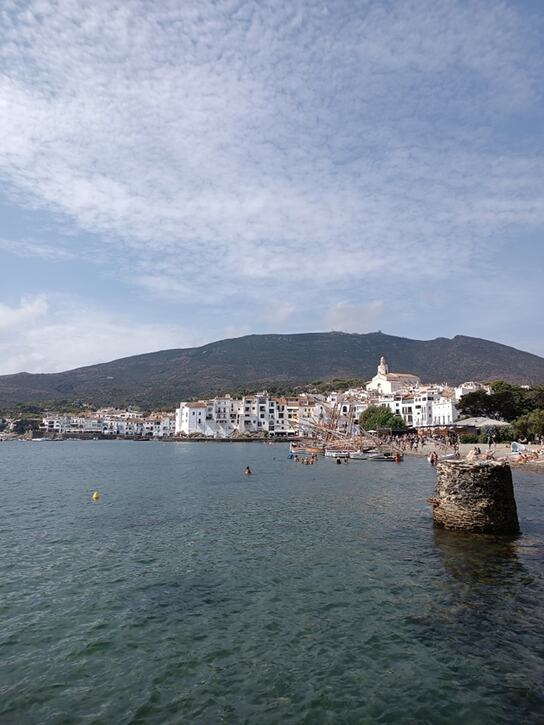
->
[0, 0, 542, 310]
[0, 296, 48, 330]
[0, 295, 203, 374]
[262, 302, 296, 327]
[0, 0, 543, 370]
[323, 301, 384, 333]
[0, 239, 76, 261]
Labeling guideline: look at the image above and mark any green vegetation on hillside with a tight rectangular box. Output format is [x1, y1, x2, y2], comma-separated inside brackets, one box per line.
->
[0, 400, 94, 418]
[0, 332, 543, 408]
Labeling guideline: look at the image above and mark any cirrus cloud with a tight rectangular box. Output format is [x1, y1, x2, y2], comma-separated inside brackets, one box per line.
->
[0, 0, 543, 365]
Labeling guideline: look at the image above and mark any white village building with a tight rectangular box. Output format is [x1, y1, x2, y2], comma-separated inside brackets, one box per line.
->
[431, 397, 459, 426]
[412, 388, 439, 427]
[454, 381, 490, 401]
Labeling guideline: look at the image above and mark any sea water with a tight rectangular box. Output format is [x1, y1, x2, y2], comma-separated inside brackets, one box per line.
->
[1, 441, 543, 724]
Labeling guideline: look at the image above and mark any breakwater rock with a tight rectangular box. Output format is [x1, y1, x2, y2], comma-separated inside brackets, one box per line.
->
[430, 461, 520, 535]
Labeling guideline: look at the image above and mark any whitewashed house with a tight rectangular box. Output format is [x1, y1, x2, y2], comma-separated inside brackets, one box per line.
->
[431, 398, 459, 426]
[454, 381, 489, 401]
[412, 388, 439, 427]
[175, 402, 207, 435]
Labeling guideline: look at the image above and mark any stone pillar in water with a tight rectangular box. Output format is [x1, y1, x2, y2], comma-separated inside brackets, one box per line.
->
[430, 461, 520, 535]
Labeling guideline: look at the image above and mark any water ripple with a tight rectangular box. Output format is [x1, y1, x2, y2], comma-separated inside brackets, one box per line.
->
[0, 441, 543, 724]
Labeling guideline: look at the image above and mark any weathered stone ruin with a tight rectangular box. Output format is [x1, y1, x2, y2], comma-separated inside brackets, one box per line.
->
[430, 461, 520, 535]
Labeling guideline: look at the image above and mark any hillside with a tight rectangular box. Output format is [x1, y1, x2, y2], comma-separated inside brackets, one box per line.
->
[1, 331, 544, 408]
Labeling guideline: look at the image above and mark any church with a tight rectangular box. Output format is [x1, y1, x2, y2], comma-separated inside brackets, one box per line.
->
[366, 356, 420, 394]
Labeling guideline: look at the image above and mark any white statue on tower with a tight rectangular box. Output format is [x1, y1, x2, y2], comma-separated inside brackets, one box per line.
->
[377, 356, 389, 376]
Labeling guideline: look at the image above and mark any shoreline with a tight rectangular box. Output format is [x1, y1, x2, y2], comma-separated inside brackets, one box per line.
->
[403, 442, 544, 476]
[0, 435, 293, 444]
[3, 435, 544, 475]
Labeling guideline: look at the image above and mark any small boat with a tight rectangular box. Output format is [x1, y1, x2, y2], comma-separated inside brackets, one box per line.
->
[349, 451, 368, 460]
[305, 446, 322, 454]
[367, 452, 400, 461]
[428, 452, 456, 462]
[324, 449, 351, 458]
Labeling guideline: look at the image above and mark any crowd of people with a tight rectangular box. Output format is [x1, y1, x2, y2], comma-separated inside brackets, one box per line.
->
[385, 431, 460, 455]
[292, 453, 319, 465]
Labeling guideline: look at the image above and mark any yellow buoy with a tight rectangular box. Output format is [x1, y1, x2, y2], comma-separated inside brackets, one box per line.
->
[91, 491, 101, 501]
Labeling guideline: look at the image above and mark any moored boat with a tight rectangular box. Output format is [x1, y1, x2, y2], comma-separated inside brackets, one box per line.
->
[305, 446, 322, 454]
[368, 451, 403, 461]
[348, 451, 368, 460]
[324, 449, 351, 458]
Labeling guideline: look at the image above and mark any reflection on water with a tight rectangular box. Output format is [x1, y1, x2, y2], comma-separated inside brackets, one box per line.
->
[0, 441, 543, 724]
[425, 527, 536, 635]
[429, 528, 544, 723]
[433, 527, 531, 589]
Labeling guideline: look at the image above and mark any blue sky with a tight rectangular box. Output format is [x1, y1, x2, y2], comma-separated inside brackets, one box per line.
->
[0, 0, 543, 373]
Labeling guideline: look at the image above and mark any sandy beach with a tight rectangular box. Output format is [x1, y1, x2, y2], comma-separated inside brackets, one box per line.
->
[410, 441, 544, 474]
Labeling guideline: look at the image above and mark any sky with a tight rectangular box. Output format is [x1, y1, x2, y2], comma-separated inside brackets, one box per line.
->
[0, 0, 543, 374]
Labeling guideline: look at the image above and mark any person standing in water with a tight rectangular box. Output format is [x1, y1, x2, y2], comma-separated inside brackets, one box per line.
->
[244, 466, 252, 476]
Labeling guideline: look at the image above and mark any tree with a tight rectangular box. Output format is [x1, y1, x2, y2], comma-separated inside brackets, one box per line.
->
[457, 390, 493, 418]
[488, 381, 531, 420]
[12, 418, 41, 434]
[526, 385, 544, 411]
[359, 405, 405, 431]
[458, 383, 531, 422]
[512, 409, 544, 439]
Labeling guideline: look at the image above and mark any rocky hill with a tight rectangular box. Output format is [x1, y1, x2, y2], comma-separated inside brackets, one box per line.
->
[1, 331, 543, 408]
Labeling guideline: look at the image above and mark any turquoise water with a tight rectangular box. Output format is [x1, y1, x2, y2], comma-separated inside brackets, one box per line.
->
[1, 441, 543, 724]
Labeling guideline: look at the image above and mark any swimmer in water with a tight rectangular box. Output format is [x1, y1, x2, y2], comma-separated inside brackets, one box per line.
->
[244, 466, 252, 476]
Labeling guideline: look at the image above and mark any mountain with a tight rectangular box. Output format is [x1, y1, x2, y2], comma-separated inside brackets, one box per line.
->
[1, 331, 544, 408]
